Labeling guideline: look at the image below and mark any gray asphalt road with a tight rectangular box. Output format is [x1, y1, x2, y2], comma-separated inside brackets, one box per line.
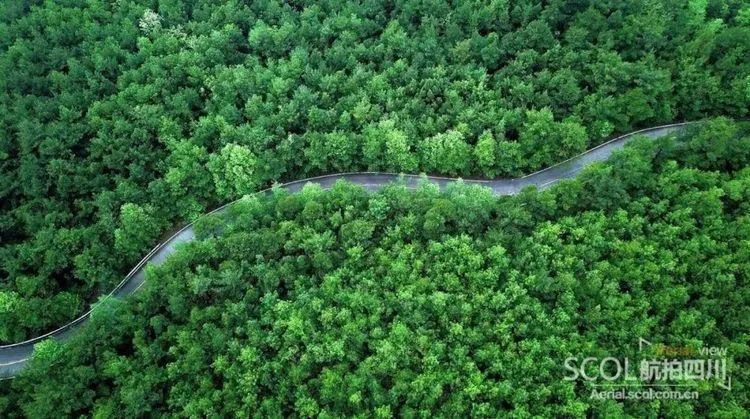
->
[0, 122, 693, 378]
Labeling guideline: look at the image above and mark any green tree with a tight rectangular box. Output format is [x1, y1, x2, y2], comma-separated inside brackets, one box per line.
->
[473, 130, 497, 177]
[304, 131, 359, 172]
[520, 109, 588, 170]
[419, 130, 472, 176]
[363, 120, 417, 172]
[114, 203, 160, 261]
[208, 143, 259, 199]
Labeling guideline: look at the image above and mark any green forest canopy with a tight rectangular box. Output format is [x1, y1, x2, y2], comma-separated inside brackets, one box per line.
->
[1, 0, 750, 339]
[1, 119, 748, 417]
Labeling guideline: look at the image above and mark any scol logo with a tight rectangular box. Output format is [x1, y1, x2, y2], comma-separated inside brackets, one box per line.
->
[563, 337, 732, 400]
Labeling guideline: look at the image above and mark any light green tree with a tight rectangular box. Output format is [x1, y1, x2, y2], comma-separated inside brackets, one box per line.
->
[419, 130, 472, 175]
[208, 143, 259, 199]
[474, 130, 497, 177]
[114, 203, 160, 261]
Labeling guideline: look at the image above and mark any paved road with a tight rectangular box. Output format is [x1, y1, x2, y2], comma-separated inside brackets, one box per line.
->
[0, 122, 694, 378]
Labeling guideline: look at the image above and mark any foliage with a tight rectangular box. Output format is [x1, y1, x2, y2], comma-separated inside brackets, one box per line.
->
[1, 0, 750, 346]
[114, 203, 160, 261]
[1, 122, 748, 417]
[208, 143, 259, 199]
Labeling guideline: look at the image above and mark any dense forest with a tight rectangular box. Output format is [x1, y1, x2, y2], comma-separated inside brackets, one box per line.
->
[0, 120, 748, 417]
[1, 0, 750, 340]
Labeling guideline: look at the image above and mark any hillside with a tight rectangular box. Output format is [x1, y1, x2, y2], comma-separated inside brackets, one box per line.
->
[1, 120, 748, 417]
[2, 0, 750, 340]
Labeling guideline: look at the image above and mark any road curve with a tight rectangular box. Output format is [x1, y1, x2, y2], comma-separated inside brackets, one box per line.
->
[0, 122, 696, 378]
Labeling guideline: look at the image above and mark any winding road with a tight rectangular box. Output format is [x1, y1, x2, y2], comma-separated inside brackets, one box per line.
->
[0, 122, 695, 379]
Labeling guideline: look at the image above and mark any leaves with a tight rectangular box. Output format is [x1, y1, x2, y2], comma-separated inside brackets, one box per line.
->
[113, 203, 160, 261]
[0, 1, 749, 410]
[208, 143, 259, 199]
[419, 130, 472, 176]
[5, 123, 750, 417]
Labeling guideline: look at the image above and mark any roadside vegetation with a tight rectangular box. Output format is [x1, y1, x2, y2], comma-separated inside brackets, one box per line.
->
[2, 0, 750, 339]
[1, 120, 748, 417]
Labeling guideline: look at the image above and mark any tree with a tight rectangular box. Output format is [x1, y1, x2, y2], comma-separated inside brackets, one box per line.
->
[363, 120, 417, 172]
[473, 130, 497, 177]
[208, 143, 259, 199]
[114, 203, 160, 262]
[0, 291, 20, 342]
[419, 130, 472, 176]
[161, 138, 212, 220]
[519, 108, 588, 170]
[304, 131, 359, 172]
